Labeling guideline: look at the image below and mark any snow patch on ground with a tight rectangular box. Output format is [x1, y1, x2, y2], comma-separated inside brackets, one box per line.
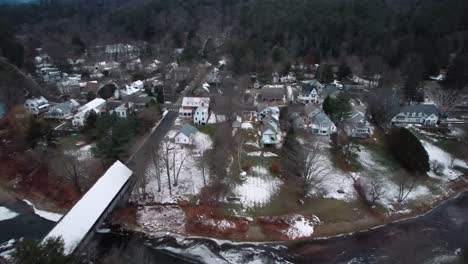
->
[241, 122, 254, 130]
[244, 141, 260, 148]
[421, 140, 468, 181]
[247, 151, 278, 157]
[208, 112, 226, 124]
[234, 167, 282, 208]
[138, 132, 212, 204]
[284, 215, 320, 239]
[0, 207, 18, 221]
[23, 199, 63, 222]
[64, 144, 94, 161]
[137, 205, 185, 234]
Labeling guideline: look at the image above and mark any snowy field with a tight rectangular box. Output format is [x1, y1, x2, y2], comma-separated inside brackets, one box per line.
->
[233, 166, 282, 208]
[64, 143, 94, 161]
[137, 131, 213, 204]
[421, 140, 468, 181]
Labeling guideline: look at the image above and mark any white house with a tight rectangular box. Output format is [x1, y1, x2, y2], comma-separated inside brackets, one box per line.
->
[113, 102, 134, 119]
[391, 104, 439, 126]
[120, 80, 144, 96]
[194, 106, 209, 125]
[45, 100, 80, 120]
[72, 98, 106, 127]
[297, 80, 323, 104]
[174, 124, 198, 145]
[308, 111, 336, 136]
[179, 97, 210, 118]
[24, 96, 50, 115]
[260, 116, 281, 146]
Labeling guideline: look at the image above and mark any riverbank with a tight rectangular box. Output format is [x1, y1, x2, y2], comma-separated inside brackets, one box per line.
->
[112, 175, 468, 243]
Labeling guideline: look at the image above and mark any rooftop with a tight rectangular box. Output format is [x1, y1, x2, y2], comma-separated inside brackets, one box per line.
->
[43, 161, 132, 255]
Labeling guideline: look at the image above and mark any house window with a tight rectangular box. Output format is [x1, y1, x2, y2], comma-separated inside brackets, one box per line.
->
[412, 112, 416, 117]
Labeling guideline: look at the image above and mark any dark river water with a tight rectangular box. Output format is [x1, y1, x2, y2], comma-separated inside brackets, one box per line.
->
[2, 192, 468, 263]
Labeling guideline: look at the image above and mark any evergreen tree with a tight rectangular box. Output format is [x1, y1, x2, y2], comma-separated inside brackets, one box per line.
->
[444, 53, 468, 90]
[387, 127, 429, 174]
[337, 63, 352, 81]
[84, 110, 97, 133]
[11, 237, 70, 264]
[322, 94, 352, 126]
[281, 127, 304, 177]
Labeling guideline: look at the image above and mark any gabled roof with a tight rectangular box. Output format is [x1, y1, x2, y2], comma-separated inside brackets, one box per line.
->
[181, 97, 210, 107]
[178, 124, 198, 138]
[301, 80, 323, 93]
[49, 100, 80, 114]
[395, 104, 439, 116]
[304, 104, 321, 117]
[260, 87, 285, 99]
[311, 112, 333, 125]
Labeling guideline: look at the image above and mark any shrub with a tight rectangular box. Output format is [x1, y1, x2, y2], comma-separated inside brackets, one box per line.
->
[271, 162, 281, 174]
[387, 127, 430, 174]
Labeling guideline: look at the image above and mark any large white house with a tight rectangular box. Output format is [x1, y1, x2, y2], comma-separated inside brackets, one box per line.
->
[179, 97, 210, 118]
[391, 104, 439, 126]
[24, 96, 50, 115]
[72, 98, 106, 127]
[297, 80, 323, 104]
[194, 106, 209, 125]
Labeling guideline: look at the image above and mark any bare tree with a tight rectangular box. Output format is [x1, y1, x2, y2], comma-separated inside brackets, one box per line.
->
[61, 154, 83, 194]
[367, 179, 386, 205]
[395, 172, 417, 204]
[160, 141, 173, 196]
[171, 146, 187, 187]
[150, 148, 162, 192]
[302, 143, 330, 197]
[429, 84, 462, 112]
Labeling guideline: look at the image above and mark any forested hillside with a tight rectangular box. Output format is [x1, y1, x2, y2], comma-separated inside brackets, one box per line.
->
[1, 0, 468, 76]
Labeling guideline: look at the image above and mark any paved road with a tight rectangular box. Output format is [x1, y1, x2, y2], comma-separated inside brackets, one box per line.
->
[126, 111, 178, 193]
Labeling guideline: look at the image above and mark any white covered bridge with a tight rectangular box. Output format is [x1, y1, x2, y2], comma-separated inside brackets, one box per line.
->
[42, 161, 133, 255]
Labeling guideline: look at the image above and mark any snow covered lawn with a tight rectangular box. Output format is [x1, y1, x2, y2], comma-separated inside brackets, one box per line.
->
[284, 215, 320, 239]
[421, 140, 468, 181]
[137, 205, 185, 234]
[137, 132, 213, 204]
[233, 166, 282, 208]
[64, 143, 94, 161]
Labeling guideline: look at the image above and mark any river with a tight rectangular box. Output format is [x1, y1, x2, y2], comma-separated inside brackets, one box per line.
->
[2, 192, 468, 263]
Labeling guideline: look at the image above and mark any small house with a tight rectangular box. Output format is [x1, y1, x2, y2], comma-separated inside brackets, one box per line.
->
[45, 99, 80, 120]
[24, 96, 50, 115]
[309, 112, 336, 136]
[175, 124, 198, 145]
[257, 104, 280, 121]
[344, 101, 372, 138]
[260, 115, 281, 146]
[113, 102, 135, 119]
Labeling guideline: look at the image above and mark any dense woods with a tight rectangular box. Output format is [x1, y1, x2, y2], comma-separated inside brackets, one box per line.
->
[1, 0, 468, 77]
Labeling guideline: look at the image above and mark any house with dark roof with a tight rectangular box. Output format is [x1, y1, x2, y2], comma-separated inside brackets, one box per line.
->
[260, 115, 281, 146]
[297, 80, 323, 104]
[344, 100, 372, 138]
[175, 124, 198, 145]
[391, 104, 440, 126]
[260, 86, 286, 104]
[45, 99, 80, 120]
